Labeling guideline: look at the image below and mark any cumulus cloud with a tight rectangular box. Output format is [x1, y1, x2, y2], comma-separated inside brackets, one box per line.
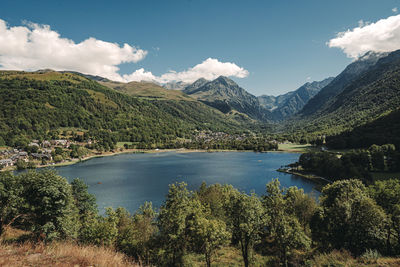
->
[0, 19, 147, 81]
[328, 15, 400, 58]
[0, 19, 249, 83]
[123, 58, 249, 83]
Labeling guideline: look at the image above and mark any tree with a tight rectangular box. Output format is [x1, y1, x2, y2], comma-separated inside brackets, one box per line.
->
[186, 198, 230, 267]
[16, 159, 27, 170]
[116, 203, 157, 266]
[284, 186, 317, 232]
[20, 170, 78, 241]
[228, 191, 266, 267]
[54, 155, 63, 163]
[158, 182, 193, 266]
[71, 178, 97, 217]
[263, 180, 311, 266]
[369, 179, 400, 254]
[311, 179, 387, 255]
[80, 207, 119, 246]
[0, 172, 25, 236]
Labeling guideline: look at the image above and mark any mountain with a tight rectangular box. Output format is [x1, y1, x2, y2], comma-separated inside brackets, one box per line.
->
[183, 76, 271, 121]
[291, 50, 400, 135]
[99, 80, 194, 101]
[59, 71, 112, 82]
[0, 71, 246, 147]
[182, 78, 208, 94]
[258, 77, 334, 120]
[257, 95, 280, 110]
[299, 51, 388, 117]
[163, 81, 190, 90]
[326, 108, 400, 149]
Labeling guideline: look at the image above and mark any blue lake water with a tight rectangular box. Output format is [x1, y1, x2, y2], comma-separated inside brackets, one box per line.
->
[53, 151, 319, 213]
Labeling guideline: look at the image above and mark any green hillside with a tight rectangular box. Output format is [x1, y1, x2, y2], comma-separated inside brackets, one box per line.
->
[288, 50, 400, 138]
[100, 80, 195, 101]
[0, 71, 244, 147]
[326, 108, 400, 149]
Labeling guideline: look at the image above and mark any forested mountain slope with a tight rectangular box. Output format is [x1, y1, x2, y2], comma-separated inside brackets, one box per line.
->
[289, 50, 400, 135]
[0, 71, 244, 147]
[326, 108, 400, 149]
[299, 51, 388, 117]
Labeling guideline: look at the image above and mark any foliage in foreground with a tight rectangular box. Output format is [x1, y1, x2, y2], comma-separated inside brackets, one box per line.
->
[1, 170, 400, 266]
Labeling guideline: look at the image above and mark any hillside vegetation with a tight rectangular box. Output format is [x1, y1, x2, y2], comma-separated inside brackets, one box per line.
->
[285, 50, 400, 143]
[100, 80, 195, 101]
[0, 71, 246, 148]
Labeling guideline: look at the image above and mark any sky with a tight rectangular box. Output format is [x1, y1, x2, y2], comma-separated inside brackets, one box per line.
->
[1, 0, 400, 96]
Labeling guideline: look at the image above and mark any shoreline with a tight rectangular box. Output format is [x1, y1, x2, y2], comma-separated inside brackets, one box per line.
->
[2, 146, 306, 172]
[277, 168, 332, 191]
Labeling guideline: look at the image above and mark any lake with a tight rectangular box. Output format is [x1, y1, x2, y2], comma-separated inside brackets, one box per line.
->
[54, 151, 319, 214]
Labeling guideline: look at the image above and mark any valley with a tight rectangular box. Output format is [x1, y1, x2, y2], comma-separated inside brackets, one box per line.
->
[1, 9, 400, 265]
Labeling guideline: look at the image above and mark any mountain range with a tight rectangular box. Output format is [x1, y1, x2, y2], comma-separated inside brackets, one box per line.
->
[1, 49, 399, 149]
[258, 77, 334, 120]
[292, 50, 400, 136]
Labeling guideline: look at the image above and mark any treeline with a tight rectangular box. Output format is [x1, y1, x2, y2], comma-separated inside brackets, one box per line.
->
[1, 170, 400, 266]
[298, 144, 400, 182]
[124, 137, 278, 152]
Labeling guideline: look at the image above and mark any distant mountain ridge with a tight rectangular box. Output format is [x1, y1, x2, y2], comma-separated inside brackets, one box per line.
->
[163, 81, 190, 90]
[299, 51, 389, 117]
[183, 76, 272, 121]
[258, 77, 334, 120]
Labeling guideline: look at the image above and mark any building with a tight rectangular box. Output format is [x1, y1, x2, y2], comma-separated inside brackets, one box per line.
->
[42, 140, 51, 147]
[31, 153, 52, 161]
[29, 142, 40, 147]
[0, 159, 13, 167]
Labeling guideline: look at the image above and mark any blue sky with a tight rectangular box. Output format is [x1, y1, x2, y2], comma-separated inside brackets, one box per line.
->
[0, 0, 399, 95]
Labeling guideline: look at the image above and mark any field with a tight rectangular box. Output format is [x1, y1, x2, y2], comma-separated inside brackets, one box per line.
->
[278, 143, 317, 153]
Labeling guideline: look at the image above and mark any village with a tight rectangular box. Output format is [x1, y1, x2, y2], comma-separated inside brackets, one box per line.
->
[0, 139, 92, 170]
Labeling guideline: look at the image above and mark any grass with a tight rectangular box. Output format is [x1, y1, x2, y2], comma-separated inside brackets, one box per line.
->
[100, 81, 195, 101]
[0, 227, 137, 267]
[0, 242, 137, 267]
[116, 141, 133, 148]
[309, 250, 400, 267]
[0, 70, 87, 83]
[184, 246, 274, 266]
[85, 89, 119, 108]
[278, 143, 317, 153]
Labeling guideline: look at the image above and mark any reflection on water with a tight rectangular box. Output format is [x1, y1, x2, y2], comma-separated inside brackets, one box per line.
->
[54, 152, 319, 214]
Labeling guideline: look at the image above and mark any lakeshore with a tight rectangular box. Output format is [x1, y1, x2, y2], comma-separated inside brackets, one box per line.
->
[2, 143, 314, 172]
[277, 167, 332, 191]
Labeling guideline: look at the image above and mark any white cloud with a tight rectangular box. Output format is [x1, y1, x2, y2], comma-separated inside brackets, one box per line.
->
[393, 7, 398, 13]
[0, 19, 249, 84]
[123, 58, 249, 83]
[0, 19, 147, 81]
[328, 15, 400, 58]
